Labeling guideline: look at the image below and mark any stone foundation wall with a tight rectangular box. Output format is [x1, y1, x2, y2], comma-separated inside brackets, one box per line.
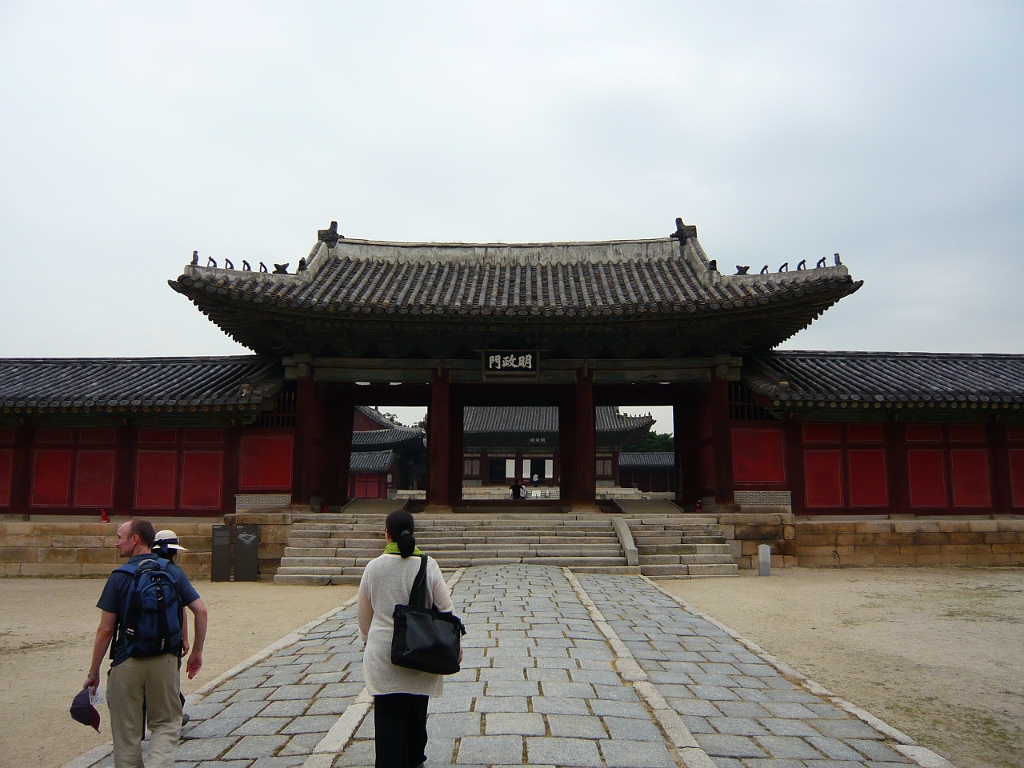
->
[793, 518, 1024, 567]
[716, 509, 797, 570]
[0, 521, 213, 579]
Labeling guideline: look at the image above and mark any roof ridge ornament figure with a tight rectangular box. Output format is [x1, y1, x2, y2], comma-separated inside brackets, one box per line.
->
[779, 262, 789, 272]
[816, 257, 827, 268]
[206, 256, 217, 268]
[297, 258, 307, 272]
[760, 265, 769, 274]
[318, 221, 343, 247]
[797, 259, 806, 271]
[670, 217, 698, 240]
[834, 252, 842, 266]
[224, 258, 234, 270]
[273, 263, 290, 275]
[735, 265, 750, 275]
[191, 251, 199, 266]
[259, 262, 268, 273]
[242, 260, 251, 271]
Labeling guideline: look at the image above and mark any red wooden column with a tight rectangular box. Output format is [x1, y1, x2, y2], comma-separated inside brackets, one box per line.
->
[575, 368, 597, 508]
[885, 417, 909, 515]
[220, 424, 241, 516]
[426, 369, 451, 509]
[558, 385, 577, 505]
[293, 370, 328, 507]
[9, 423, 33, 513]
[988, 420, 1011, 515]
[673, 397, 699, 507]
[447, 385, 464, 504]
[783, 414, 805, 516]
[324, 384, 355, 507]
[708, 378, 735, 506]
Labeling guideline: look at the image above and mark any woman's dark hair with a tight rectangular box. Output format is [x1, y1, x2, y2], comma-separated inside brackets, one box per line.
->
[385, 510, 416, 558]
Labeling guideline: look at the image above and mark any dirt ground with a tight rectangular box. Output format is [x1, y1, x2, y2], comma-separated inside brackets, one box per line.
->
[662, 567, 1024, 768]
[0, 579, 356, 768]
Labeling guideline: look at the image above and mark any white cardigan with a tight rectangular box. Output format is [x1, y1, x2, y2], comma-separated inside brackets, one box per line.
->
[357, 553, 454, 697]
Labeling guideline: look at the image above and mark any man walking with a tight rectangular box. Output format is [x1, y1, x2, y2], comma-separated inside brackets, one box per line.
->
[84, 519, 208, 768]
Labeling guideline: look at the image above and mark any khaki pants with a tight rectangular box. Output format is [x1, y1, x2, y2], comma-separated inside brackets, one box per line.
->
[107, 654, 181, 768]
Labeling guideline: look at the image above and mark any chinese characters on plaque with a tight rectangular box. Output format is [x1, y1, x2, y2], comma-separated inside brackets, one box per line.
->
[483, 351, 538, 377]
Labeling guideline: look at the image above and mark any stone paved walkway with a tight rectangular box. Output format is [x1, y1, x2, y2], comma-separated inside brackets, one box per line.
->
[66, 566, 953, 768]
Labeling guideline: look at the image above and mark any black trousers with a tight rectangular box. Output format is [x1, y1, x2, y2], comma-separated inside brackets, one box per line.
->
[373, 693, 429, 768]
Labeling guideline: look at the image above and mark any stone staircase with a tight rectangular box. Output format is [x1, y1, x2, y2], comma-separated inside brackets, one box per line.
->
[274, 512, 641, 585]
[624, 514, 738, 578]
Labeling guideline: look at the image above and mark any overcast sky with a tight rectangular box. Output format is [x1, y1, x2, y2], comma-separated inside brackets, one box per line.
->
[2, 1, 1021, 431]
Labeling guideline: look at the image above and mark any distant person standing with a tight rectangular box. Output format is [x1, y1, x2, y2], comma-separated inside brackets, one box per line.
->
[84, 519, 208, 768]
[509, 478, 524, 500]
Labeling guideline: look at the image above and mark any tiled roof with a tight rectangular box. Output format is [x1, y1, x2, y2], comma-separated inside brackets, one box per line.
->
[349, 450, 395, 474]
[463, 406, 653, 434]
[356, 405, 410, 429]
[351, 427, 424, 449]
[0, 356, 282, 409]
[172, 233, 858, 320]
[618, 452, 675, 470]
[746, 352, 1024, 404]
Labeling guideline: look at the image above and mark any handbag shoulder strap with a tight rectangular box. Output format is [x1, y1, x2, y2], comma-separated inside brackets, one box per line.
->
[409, 555, 429, 608]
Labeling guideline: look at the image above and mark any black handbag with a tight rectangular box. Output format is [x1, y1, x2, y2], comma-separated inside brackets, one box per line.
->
[391, 555, 466, 675]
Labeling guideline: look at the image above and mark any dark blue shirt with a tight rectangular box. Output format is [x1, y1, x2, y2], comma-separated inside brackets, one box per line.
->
[97, 553, 201, 666]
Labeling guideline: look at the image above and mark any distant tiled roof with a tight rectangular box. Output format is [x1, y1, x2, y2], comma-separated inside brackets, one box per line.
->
[619, 452, 675, 470]
[746, 352, 1024, 404]
[356, 405, 410, 429]
[352, 427, 424, 449]
[463, 406, 653, 434]
[173, 234, 858, 320]
[349, 450, 394, 473]
[0, 356, 282, 409]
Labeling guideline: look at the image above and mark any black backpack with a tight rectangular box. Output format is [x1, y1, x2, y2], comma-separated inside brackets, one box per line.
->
[113, 558, 183, 658]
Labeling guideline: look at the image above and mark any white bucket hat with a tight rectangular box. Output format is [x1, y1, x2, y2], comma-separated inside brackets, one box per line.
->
[154, 529, 188, 551]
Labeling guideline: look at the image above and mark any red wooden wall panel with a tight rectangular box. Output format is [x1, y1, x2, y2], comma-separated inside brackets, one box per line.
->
[239, 435, 294, 491]
[949, 424, 985, 442]
[1010, 449, 1024, 508]
[78, 428, 117, 444]
[31, 450, 73, 506]
[906, 424, 942, 442]
[804, 450, 843, 507]
[138, 428, 178, 444]
[847, 423, 883, 443]
[36, 428, 74, 443]
[0, 428, 15, 443]
[908, 449, 947, 507]
[74, 450, 116, 507]
[184, 429, 223, 444]
[732, 428, 786, 484]
[1008, 425, 1024, 442]
[180, 450, 224, 509]
[351, 474, 385, 499]
[950, 449, 991, 507]
[135, 450, 177, 508]
[803, 423, 839, 443]
[0, 449, 12, 506]
[848, 449, 888, 507]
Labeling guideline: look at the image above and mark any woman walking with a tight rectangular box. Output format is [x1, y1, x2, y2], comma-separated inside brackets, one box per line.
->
[358, 510, 459, 768]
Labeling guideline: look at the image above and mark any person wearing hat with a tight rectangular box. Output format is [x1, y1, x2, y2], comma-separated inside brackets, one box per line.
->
[154, 530, 191, 725]
[84, 519, 208, 768]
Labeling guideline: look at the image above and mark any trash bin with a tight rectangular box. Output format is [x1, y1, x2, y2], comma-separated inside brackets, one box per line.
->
[211, 524, 232, 582]
[234, 523, 260, 582]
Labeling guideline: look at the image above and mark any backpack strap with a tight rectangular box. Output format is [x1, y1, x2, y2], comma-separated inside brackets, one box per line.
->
[409, 555, 429, 609]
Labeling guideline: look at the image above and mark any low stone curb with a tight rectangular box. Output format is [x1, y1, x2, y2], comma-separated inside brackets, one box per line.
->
[638, 573, 956, 768]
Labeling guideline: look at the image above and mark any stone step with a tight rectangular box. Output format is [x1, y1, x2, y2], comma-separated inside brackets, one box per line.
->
[637, 544, 732, 555]
[640, 563, 738, 578]
[638, 554, 736, 566]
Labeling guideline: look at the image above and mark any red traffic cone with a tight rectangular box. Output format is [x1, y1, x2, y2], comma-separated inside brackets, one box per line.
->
[100, 509, 109, 523]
